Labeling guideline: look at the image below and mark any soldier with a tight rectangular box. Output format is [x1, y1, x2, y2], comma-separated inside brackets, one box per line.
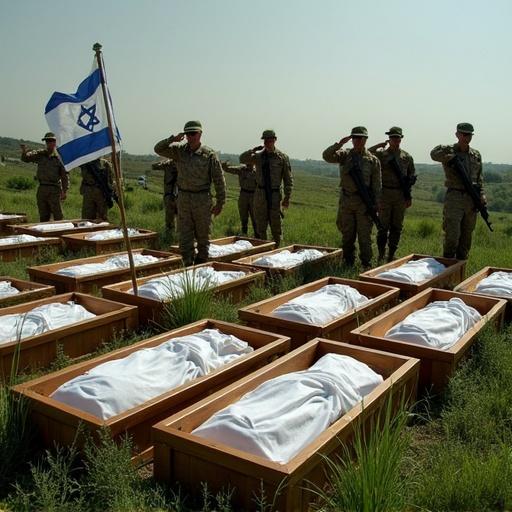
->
[323, 126, 381, 268]
[20, 132, 69, 222]
[152, 159, 178, 235]
[239, 130, 293, 245]
[431, 122, 485, 260]
[369, 127, 416, 262]
[221, 161, 257, 236]
[79, 158, 115, 221]
[154, 121, 225, 266]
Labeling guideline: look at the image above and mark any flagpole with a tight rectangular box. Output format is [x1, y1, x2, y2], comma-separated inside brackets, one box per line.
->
[93, 42, 138, 295]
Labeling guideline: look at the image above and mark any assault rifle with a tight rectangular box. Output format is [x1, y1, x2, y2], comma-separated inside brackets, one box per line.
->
[448, 155, 493, 232]
[262, 151, 284, 219]
[83, 159, 117, 209]
[349, 154, 382, 229]
[388, 156, 417, 201]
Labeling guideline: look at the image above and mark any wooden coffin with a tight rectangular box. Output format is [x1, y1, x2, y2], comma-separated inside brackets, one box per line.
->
[359, 254, 466, 299]
[12, 218, 116, 237]
[62, 229, 158, 254]
[12, 319, 290, 460]
[170, 236, 277, 263]
[239, 277, 400, 349]
[349, 287, 506, 392]
[455, 267, 512, 321]
[0, 292, 138, 377]
[233, 244, 343, 279]
[0, 235, 62, 262]
[0, 212, 27, 235]
[101, 262, 265, 325]
[0, 277, 55, 308]
[27, 249, 183, 294]
[152, 339, 420, 511]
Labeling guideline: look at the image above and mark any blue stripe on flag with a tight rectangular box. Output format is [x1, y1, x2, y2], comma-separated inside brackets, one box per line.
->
[45, 68, 102, 114]
[58, 127, 111, 166]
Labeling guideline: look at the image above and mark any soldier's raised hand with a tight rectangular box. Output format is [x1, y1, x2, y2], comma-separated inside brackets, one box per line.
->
[252, 145, 264, 152]
[338, 136, 352, 146]
[172, 133, 185, 143]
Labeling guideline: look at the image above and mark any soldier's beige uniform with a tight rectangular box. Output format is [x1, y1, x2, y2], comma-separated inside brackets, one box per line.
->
[21, 149, 69, 222]
[154, 138, 225, 265]
[371, 148, 415, 259]
[223, 163, 257, 235]
[239, 149, 293, 244]
[152, 160, 178, 233]
[80, 159, 114, 220]
[323, 145, 381, 266]
[431, 143, 483, 259]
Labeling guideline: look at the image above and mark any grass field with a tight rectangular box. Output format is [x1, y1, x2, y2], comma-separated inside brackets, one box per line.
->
[0, 158, 512, 511]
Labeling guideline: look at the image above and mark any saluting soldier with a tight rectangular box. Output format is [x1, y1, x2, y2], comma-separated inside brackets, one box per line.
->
[79, 158, 115, 221]
[369, 126, 416, 262]
[323, 126, 381, 268]
[20, 132, 69, 222]
[221, 161, 257, 236]
[152, 159, 178, 235]
[154, 121, 225, 266]
[431, 122, 485, 260]
[239, 130, 293, 246]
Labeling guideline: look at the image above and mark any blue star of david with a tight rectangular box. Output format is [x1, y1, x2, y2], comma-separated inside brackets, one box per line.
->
[77, 104, 100, 132]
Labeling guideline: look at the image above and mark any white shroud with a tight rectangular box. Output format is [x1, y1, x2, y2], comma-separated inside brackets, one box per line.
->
[376, 257, 446, 283]
[253, 249, 324, 269]
[475, 271, 512, 298]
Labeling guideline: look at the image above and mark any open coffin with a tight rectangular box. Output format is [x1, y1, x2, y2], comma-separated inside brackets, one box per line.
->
[0, 234, 62, 262]
[11, 219, 116, 237]
[0, 212, 27, 235]
[152, 339, 419, 511]
[0, 276, 55, 308]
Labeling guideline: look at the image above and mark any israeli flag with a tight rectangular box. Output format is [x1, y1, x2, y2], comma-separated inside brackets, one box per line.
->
[45, 60, 121, 171]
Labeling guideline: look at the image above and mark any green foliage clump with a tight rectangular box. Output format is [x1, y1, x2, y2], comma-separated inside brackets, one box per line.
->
[6, 176, 35, 190]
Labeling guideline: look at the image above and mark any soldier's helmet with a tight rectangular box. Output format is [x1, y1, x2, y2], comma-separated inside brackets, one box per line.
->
[456, 122, 474, 134]
[351, 126, 368, 137]
[41, 132, 57, 141]
[385, 126, 403, 138]
[261, 129, 276, 139]
[183, 121, 202, 133]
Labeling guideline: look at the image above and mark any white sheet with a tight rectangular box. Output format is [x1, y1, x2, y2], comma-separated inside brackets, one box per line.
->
[253, 249, 324, 269]
[0, 301, 96, 345]
[0, 214, 24, 220]
[76, 221, 109, 228]
[86, 228, 140, 241]
[273, 284, 370, 325]
[385, 297, 481, 351]
[50, 328, 254, 420]
[0, 234, 56, 246]
[376, 257, 446, 284]
[130, 266, 246, 300]
[56, 253, 161, 277]
[208, 240, 253, 258]
[31, 222, 76, 232]
[475, 271, 512, 299]
[193, 353, 383, 464]
[0, 281, 20, 298]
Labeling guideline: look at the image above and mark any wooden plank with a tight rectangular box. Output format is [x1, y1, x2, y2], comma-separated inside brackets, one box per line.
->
[0, 276, 55, 308]
[0, 292, 138, 377]
[12, 320, 291, 456]
[61, 229, 158, 254]
[350, 287, 507, 391]
[233, 244, 343, 280]
[27, 249, 183, 294]
[0, 213, 27, 235]
[11, 219, 116, 237]
[0, 236, 62, 262]
[239, 276, 400, 349]
[152, 339, 419, 511]
[101, 262, 266, 324]
[359, 254, 466, 299]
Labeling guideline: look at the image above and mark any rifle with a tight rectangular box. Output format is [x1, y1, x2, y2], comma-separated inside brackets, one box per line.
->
[348, 153, 382, 229]
[388, 156, 417, 201]
[83, 160, 117, 209]
[262, 151, 284, 219]
[448, 155, 493, 232]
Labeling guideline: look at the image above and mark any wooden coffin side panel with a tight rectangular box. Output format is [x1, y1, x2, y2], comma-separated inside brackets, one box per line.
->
[0, 277, 55, 308]
[0, 238, 62, 262]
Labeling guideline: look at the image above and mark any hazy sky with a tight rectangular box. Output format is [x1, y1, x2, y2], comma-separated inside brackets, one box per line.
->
[1, 0, 510, 163]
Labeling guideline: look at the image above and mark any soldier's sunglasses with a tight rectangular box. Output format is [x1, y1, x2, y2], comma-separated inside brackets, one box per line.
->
[351, 136, 364, 140]
[186, 131, 199, 136]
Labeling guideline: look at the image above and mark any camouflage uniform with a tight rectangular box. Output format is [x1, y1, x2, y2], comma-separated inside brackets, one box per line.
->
[80, 159, 114, 220]
[323, 143, 381, 266]
[21, 149, 69, 222]
[370, 147, 415, 261]
[222, 163, 257, 235]
[154, 136, 225, 266]
[431, 142, 483, 260]
[239, 148, 293, 245]
[152, 160, 178, 233]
